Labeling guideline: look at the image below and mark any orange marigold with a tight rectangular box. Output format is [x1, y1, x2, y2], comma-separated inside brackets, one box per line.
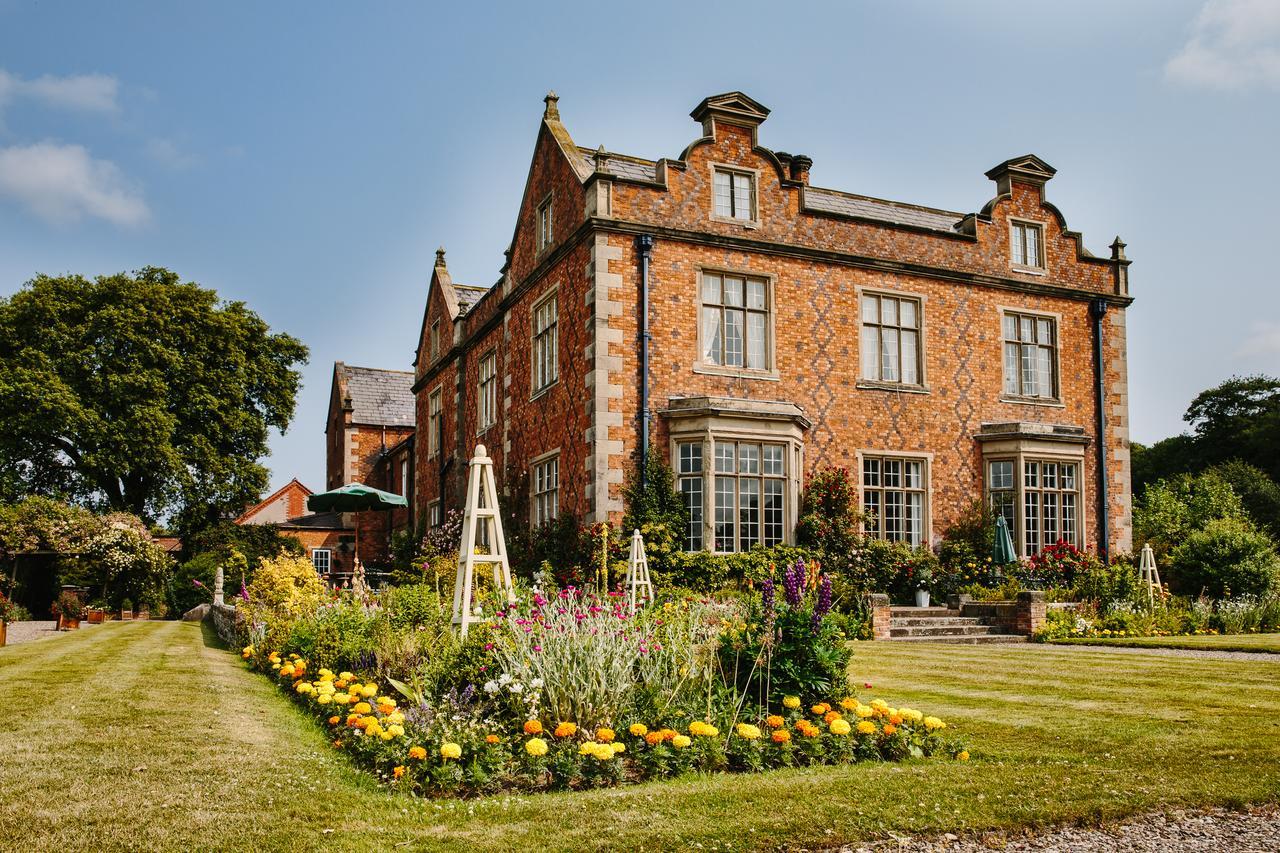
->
[771, 729, 792, 744]
[823, 710, 842, 724]
[554, 722, 578, 738]
[523, 720, 544, 735]
[811, 703, 830, 715]
[327, 715, 340, 726]
[408, 745, 427, 760]
[596, 728, 615, 743]
[883, 723, 898, 735]
[801, 725, 822, 738]
[766, 715, 785, 728]
[486, 734, 501, 744]
[644, 731, 663, 746]
[393, 765, 406, 779]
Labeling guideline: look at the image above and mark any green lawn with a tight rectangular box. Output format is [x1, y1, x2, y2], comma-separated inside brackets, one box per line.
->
[3, 622, 1278, 851]
[1050, 632, 1280, 654]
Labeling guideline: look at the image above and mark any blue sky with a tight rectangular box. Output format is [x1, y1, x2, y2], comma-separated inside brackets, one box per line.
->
[2, 0, 1278, 496]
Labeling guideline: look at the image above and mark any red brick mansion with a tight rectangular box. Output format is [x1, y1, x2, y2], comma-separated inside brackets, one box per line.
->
[410, 91, 1133, 559]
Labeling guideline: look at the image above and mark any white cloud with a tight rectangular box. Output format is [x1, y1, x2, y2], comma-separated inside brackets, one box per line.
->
[1166, 0, 1280, 91]
[0, 69, 119, 114]
[0, 142, 148, 226]
[1236, 320, 1280, 359]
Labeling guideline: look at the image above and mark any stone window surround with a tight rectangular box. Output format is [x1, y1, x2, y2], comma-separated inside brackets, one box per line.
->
[427, 386, 442, 459]
[855, 449, 935, 548]
[708, 162, 761, 229]
[662, 396, 809, 554]
[529, 284, 560, 400]
[1009, 217, 1047, 275]
[536, 193, 553, 254]
[692, 264, 780, 382]
[976, 422, 1090, 558]
[477, 348, 497, 436]
[854, 285, 931, 394]
[311, 548, 331, 574]
[427, 499, 442, 528]
[529, 448, 561, 527]
[999, 304, 1065, 407]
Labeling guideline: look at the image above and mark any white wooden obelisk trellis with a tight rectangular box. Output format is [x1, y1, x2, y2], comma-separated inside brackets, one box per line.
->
[626, 529, 654, 609]
[452, 444, 516, 636]
[1139, 542, 1162, 609]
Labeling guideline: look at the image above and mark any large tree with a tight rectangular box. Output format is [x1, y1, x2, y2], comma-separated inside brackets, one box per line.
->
[0, 268, 308, 529]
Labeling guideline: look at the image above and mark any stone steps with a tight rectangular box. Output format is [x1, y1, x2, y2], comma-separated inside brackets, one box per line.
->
[887, 633, 1028, 645]
[885, 605, 1028, 644]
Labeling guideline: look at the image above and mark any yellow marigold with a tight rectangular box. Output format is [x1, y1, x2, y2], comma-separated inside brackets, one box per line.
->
[611, 742, 626, 754]
[486, 734, 500, 744]
[525, 737, 548, 757]
[408, 745, 427, 760]
[377, 696, 397, 708]
[360, 684, 377, 698]
[327, 715, 340, 726]
[870, 699, 890, 714]
[393, 765, 406, 779]
[279, 665, 295, 678]
[523, 719, 544, 735]
[734, 723, 762, 740]
[854, 704, 874, 718]
[629, 723, 648, 737]
[578, 742, 594, 756]
[856, 720, 877, 735]
[957, 750, 970, 761]
[766, 715, 785, 728]
[671, 734, 691, 749]
[380, 730, 394, 741]
[899, 708, 923, 723]
[839, 697, 858, 711]
[295, 682, 313, 694]
[810, 703, 830, 715]
[823, 710, 842, 724]
[924, 716, 946, 731]
[334, 694, 352, 706]
[596, 728, 616, 743]
[689, 721, 719, 737]
[339, 671, 354, 681]
[386, 711, 405, 725]
[387, 724, 405, 738]
[353, 702, 372, 715]
[830, 718, 852, 736]
[366, 721, 383, 736]
[592, 744, 614, 761]
[242, 645, 254, 656]
[317, 694, 331, 705]
[782, 695, 801, 709]
[346, 682, 361, 694]
[771, 729, 792, 744]
[440, 742, 462, 760]
[554, 722, 577, 738]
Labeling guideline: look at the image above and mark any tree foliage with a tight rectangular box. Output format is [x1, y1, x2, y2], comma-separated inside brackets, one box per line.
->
[621, 448, 687, 578]
[0, 267, 308, 531]
[1133, 470, 1247, 561]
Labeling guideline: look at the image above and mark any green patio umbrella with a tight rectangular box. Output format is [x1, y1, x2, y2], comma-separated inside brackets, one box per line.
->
[993, 514, 1017, 565]
[306, 483, 408, 570]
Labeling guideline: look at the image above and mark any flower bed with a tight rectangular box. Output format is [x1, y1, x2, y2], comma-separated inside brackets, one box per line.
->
[247, 647, 965, 795]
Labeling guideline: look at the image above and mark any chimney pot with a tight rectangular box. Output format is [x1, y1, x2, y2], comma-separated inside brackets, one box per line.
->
[543, 90, 560, 121]
[789, 154, 813, 185]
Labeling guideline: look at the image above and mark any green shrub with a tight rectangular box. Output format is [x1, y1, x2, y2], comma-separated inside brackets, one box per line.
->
[1074, 556, 1143, 605]
[938, 501, 996, 566]
[655, 544, 817, 593]
[1169, 517, 1280, 598]
[621, 449, 688, 581]
[1135, 471, 1248, 561]
[381, 584, 449, 632]
[286, 598, 385, 673]
[241, 553, 328, 650]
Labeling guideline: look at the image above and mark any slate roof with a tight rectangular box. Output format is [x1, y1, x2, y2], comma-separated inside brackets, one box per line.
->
[803, 189, 963, 233]
[455, 284, 489, 314]
[573, 147, 964, 234]
[281, 511, 351, 530]
[338, 364, 415, 427]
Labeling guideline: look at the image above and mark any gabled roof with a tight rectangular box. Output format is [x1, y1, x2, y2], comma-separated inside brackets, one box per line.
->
[334, 363, 415, 427]
[455, 284, 490, 314]
[236, 477, 313, 525]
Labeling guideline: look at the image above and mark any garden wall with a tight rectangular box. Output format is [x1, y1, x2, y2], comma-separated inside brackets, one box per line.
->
[208, 603, 242, 646]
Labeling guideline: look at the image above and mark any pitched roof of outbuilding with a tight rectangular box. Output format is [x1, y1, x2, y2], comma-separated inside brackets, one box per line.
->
[335, 363, 415, 427]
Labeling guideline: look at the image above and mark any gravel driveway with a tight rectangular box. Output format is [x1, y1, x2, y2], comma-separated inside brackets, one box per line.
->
[843, 806, 1280, 852]
[3, 620, 77, 646]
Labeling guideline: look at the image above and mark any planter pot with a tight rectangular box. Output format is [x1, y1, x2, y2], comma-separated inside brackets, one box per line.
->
[137, 611, 150, 621]
[0, 620, 6, 647]
[58, 616, 81, 630]
[120, 610, 132, 621]
[914, 589, 931, 608]
[88, 610, 105, 624]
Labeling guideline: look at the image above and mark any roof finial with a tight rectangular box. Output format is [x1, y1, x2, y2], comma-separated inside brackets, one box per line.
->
[594, 144, 608, 173]
[435, 246, 447, 268]
[543, 90, 560, 121]
[1109, 236, 1127, 261]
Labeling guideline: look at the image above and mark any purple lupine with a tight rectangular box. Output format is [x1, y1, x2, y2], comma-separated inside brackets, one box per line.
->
[238, 582, 249, 601]
[783, 559, 805, 608]
[812, 573, 833, 633]
[760, 576, 776, 616]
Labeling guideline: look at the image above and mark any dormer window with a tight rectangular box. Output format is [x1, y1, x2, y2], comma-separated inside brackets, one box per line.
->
[713, 167, 755, 222]
[1010, 221, 1044, 269]
[537, 197, 553, 252]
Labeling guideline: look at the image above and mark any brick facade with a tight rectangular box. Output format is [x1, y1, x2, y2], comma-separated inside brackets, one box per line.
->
[413, 92, 1134, 558]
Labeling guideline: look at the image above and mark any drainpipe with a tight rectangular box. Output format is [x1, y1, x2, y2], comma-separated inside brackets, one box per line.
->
[637, 235, 654, 489]
[1090, 298, 1110, 564]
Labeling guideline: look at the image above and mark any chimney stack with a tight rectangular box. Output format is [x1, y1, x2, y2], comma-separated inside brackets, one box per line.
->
[789, 154, 812, 185]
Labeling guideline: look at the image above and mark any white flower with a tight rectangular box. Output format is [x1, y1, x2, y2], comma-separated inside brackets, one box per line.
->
[530, 678, 543, 690]
[498, 673, 512, 685]
[508, 682, 523, 694]
[483, 680, 499, 695]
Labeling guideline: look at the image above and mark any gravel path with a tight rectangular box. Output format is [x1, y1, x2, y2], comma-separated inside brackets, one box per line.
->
[1048, 643, 1280, 663]
[842, 806, 1280, 852]
[3, 620, 75, 646]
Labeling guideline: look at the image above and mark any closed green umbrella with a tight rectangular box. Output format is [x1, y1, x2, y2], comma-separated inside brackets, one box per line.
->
[306, 483, 408, 571]
[993, 514, 1017, 565]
